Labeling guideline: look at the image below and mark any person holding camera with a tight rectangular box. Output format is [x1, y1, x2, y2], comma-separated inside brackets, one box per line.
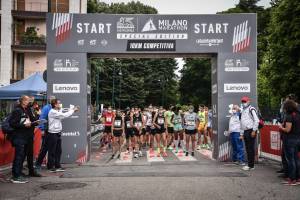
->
[47, 99, 79, 172]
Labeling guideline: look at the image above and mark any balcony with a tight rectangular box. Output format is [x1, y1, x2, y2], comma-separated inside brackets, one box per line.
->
[12, 27, 46, 52]
[11, 0, 48, 19]
[11, 0, 69, 19]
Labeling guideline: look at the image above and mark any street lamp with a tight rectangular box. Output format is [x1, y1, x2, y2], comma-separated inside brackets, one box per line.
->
[118, 68, 122, 109]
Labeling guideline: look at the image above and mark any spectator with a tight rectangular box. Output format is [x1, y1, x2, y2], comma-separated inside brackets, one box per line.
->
[35, 96, 56, 170]
[279, 100, 300, 186]
[240, 96, 259, 171]
[228, 105, 245, 166]
[9, 95, 39, 183]
[47, 99, 79, 172]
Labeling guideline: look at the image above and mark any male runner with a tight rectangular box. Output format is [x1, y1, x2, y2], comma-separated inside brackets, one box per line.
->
[111, 109, 124, 159]
[165, 105, 175, 150]
[184, 105, 200, 156]
[153, 107, 167, 157]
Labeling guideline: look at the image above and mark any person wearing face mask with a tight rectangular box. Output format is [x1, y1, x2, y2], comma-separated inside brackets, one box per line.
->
[184, 105, 200, 157]
[9, 95, 39, 183]
[111, 109, 125, 159]
[240, 96, 259, 171]
[47, 99, 79, 172]
[228, 105, 245, 166]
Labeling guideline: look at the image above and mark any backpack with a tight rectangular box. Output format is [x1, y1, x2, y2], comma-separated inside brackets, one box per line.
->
[1, 113, 15, 138]
[249, 107, 264, 129]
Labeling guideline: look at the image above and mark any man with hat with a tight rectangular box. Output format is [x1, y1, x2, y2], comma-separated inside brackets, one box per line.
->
[240, 96, 259, 171]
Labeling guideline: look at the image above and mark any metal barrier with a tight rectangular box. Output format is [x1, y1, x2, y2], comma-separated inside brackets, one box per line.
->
[260, 125, 282, 161]
[0, 129, 42, 167]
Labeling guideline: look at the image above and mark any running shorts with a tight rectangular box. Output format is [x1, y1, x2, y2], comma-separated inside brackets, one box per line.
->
[133, 128, 141, 136]
[156, 127, 166, 134]
[113, 130, 122, 137]
[167, 127, 174, 134]
[125, 128, 134, 139]
[174, 124, 183, 132]
[185, 129, 197, 135]
[198, 123, 206, 132]
[104, 126, 112, 133]
[141, 127, 146, 135]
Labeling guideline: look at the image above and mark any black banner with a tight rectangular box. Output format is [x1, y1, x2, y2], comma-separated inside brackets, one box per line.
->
[127, 40, 176, 51]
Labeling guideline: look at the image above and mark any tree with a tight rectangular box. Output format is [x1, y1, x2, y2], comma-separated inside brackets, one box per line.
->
[259, 0, 300, 105]
[179, 58, 211, 106]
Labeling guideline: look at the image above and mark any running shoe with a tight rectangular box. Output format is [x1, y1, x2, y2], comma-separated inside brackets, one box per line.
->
[111, 154, 115, 159]
[175, 147, 179, 154]
[134, 153, 139, 158]
[191, 152, 195, 157]
[282, 179, 297, 186]
[185, 152, 189, 156]
[162, 152, 168, 157]
[10, 176, 29, 184]
[55, 168, 66, 172]
[138, 151, 143, 157]
[117, 154, 121, 159]
[242, 166, 255, 171]
[168, 146, 173, 150]
[196, 145, 201, 150]
[239, 162, 246, 166]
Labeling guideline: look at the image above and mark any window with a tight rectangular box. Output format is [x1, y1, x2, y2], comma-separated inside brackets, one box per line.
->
[16, 53, 24, 80]
[51, 0, 69, 13]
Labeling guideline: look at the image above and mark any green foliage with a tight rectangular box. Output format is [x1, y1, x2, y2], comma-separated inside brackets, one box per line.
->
[90, 58, 178, 108]
[20, 27, 45, 45]
[260, 0, 300, 103]
[88, 0, 157, 14]
[179, 58, 211, 106]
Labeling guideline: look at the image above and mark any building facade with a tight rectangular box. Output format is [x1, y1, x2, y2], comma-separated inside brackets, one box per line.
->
[0, 0, 87, 86]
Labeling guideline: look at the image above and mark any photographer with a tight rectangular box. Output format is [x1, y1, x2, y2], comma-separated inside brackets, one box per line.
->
[47, 99, 79, 172]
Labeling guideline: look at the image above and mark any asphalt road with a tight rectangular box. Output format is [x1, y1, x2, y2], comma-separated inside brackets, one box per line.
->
[0, 134, 299, 200]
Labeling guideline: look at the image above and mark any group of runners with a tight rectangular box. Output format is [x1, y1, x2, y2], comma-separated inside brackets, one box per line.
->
[100, 104, 212, 159]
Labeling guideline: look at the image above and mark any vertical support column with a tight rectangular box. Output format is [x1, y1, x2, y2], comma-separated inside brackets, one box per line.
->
[216, 52, 257, 161]
[47, 53, 90, 163]
[211, 56, 219, 160]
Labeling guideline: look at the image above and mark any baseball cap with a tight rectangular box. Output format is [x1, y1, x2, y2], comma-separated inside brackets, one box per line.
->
[241, 96, 250, 102]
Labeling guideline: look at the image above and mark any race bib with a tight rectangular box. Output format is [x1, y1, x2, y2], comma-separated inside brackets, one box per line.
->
[186, 120, 195, 126]
[126, 121, 131, 127]
[106, 117, 112, 123]
[135, 122, 142, 128]
[114, 120, 121, 127]
[158, 118, 164, 124]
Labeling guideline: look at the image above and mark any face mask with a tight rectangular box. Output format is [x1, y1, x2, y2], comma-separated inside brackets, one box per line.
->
[242, 103, 248, 108]
[232, 110, 237, 114]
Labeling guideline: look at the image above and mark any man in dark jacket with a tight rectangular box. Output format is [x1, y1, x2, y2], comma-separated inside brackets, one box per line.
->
[9, 95, 39, 183]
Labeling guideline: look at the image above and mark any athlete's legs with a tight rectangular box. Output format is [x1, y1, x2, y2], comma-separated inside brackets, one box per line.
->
[155, 133, 161, 154]
[191, 134, 196, 152]
[185, 132, 190, 153]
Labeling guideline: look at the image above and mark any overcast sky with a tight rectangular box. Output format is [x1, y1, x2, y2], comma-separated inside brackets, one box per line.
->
[102, 0, 271, 76]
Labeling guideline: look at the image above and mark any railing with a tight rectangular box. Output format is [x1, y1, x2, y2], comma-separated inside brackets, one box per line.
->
[14, 34, 46, 46]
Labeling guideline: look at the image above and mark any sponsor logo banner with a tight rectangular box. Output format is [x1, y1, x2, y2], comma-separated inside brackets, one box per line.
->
[224, 58, 250, 72]
[117, 17, 135, 32]
[53, 84, 80, 93]
[224, 83, 250, 93]
[196, 38, 223, 46]
[127, 40, 176, 51]
[62, 131, 81, 136]
[53, 58, 79, 72]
